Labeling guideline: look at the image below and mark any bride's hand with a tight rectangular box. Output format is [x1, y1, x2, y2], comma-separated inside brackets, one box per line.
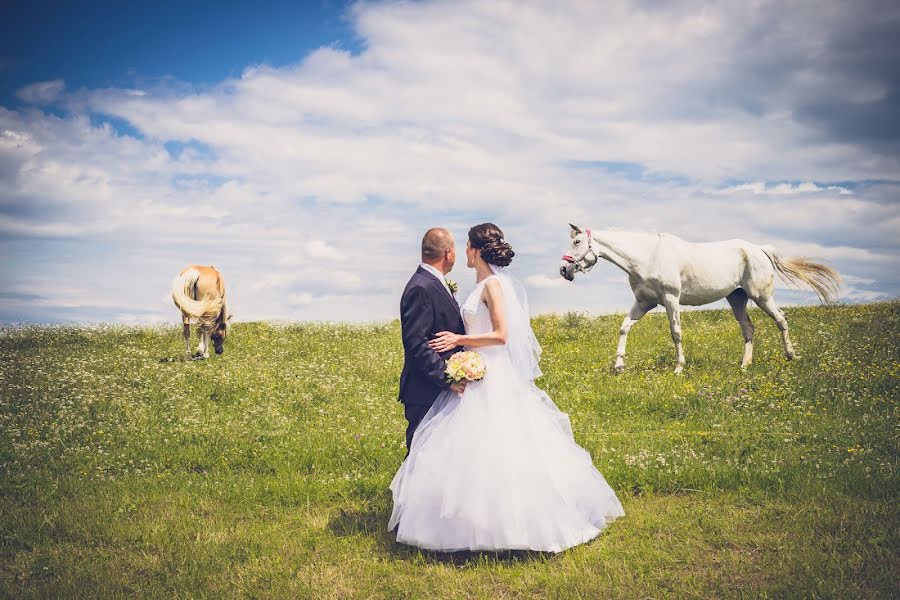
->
[429, 331, 461, 353]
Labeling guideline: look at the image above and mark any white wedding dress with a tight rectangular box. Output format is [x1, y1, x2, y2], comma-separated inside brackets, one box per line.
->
[388, 267, 624, 553]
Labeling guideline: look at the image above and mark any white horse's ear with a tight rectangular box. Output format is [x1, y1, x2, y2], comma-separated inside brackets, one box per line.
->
[569, 223, 582, 235]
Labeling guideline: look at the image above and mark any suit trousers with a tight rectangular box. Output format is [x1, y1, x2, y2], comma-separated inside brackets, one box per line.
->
[404, 403, 433, 456]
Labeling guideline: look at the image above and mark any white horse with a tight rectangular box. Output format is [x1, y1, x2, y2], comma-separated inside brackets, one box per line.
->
[171, 265, 231, 359]
[559, 225, 841, 373]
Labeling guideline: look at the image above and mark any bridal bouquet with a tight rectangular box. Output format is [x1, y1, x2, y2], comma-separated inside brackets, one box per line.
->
[445, 351, 486, 385]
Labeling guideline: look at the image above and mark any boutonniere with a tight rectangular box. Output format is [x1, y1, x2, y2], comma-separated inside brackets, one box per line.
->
[445, 278, 458, 295]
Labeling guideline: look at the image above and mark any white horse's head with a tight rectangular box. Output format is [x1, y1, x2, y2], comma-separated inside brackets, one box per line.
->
[559, 223, 599, 281]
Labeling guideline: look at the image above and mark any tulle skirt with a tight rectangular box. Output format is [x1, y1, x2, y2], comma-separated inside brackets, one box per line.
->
[388, 348, 625, 553]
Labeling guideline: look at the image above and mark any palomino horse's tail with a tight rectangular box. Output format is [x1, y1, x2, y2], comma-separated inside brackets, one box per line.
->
[762, 248, 842, 304]
[172, 268, 223, 327]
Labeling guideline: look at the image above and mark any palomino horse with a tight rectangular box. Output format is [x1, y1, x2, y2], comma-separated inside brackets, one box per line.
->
[559, 225, 841, 373]
[171, 265, 230, 359]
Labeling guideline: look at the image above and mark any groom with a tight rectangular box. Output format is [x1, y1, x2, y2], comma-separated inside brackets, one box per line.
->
[398, 227, 467, 453]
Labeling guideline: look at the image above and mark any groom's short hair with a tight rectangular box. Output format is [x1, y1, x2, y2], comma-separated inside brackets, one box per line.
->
[421, 228, 453, 262]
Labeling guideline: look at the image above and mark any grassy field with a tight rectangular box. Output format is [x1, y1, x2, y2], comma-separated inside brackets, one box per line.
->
[1, 302, 898, 598]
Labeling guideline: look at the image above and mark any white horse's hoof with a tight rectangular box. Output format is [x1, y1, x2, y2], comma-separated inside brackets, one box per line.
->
[614, 365, 625, 375]
[673, 366, 684, 375]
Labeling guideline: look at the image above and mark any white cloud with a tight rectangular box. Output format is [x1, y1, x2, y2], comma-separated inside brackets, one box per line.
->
[249, 268, 362, 293]
[277, 240, 347, 266]
[1, 0, 898, 323]
[285, 292, 314, 306]
[525, 274, 569, 290]
[16, 80, 65, 104]
[720, 181, 853, 195]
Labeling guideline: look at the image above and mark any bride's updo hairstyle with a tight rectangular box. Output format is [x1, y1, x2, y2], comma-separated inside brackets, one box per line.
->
[469, 223, 515, 267]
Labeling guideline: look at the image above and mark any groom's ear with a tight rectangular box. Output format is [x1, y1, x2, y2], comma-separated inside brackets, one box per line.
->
[569, 223, 582, 236]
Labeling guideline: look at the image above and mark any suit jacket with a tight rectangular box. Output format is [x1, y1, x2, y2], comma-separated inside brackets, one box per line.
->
[398, 266, 466, 407]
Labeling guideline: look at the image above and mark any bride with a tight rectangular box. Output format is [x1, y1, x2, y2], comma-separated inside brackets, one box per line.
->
[388, 223, 625, 553]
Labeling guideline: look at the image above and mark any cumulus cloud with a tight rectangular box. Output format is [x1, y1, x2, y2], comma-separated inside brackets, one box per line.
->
[719, 182, 853, 195]
[0, 0, 898, 323]
[15, 79, 65, 104]
[525, 274, 569, 289]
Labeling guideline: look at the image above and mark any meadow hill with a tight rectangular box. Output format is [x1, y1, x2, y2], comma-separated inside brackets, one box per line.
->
[1, 301, 897, 597]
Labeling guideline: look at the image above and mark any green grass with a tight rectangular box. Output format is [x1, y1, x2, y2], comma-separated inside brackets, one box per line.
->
[1, 302, 898, 598]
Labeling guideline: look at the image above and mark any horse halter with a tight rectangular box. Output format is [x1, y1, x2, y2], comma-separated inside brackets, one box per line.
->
[562, 228, 599, 273]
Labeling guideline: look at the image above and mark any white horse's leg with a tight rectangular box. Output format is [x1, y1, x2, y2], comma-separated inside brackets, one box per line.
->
[614, 300, 656, 374]
[726, 289, 754, 368]
[755, 295, 796, 360]
[662, 294, 685, 374]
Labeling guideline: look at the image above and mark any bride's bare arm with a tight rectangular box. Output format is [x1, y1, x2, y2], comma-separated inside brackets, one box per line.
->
[428, 279, 507, 352]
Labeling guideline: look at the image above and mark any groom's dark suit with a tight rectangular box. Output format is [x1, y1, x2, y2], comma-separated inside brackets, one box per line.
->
[398, 266, 466, 451]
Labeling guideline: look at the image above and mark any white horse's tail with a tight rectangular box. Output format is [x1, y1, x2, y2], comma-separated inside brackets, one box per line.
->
[172, 269, 223, 326]
[763, 248, 842, 304]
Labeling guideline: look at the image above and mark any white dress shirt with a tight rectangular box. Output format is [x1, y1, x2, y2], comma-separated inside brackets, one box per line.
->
[419, 263, 452, 295]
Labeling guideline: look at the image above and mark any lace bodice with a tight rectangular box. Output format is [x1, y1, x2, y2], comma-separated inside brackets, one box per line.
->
[460, 276, 496, 336]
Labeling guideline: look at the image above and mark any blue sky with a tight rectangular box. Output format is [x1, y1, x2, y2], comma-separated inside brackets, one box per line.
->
[1, 0, 898, 323]
[0, 1, 357, 108]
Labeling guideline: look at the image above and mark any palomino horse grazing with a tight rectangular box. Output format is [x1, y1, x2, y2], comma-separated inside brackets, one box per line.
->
[171, 265, 230, 359]
[559, 225, 841, 374]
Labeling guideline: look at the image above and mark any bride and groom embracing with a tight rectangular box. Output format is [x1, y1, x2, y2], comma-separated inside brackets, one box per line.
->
[389, 223, 624, 554]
